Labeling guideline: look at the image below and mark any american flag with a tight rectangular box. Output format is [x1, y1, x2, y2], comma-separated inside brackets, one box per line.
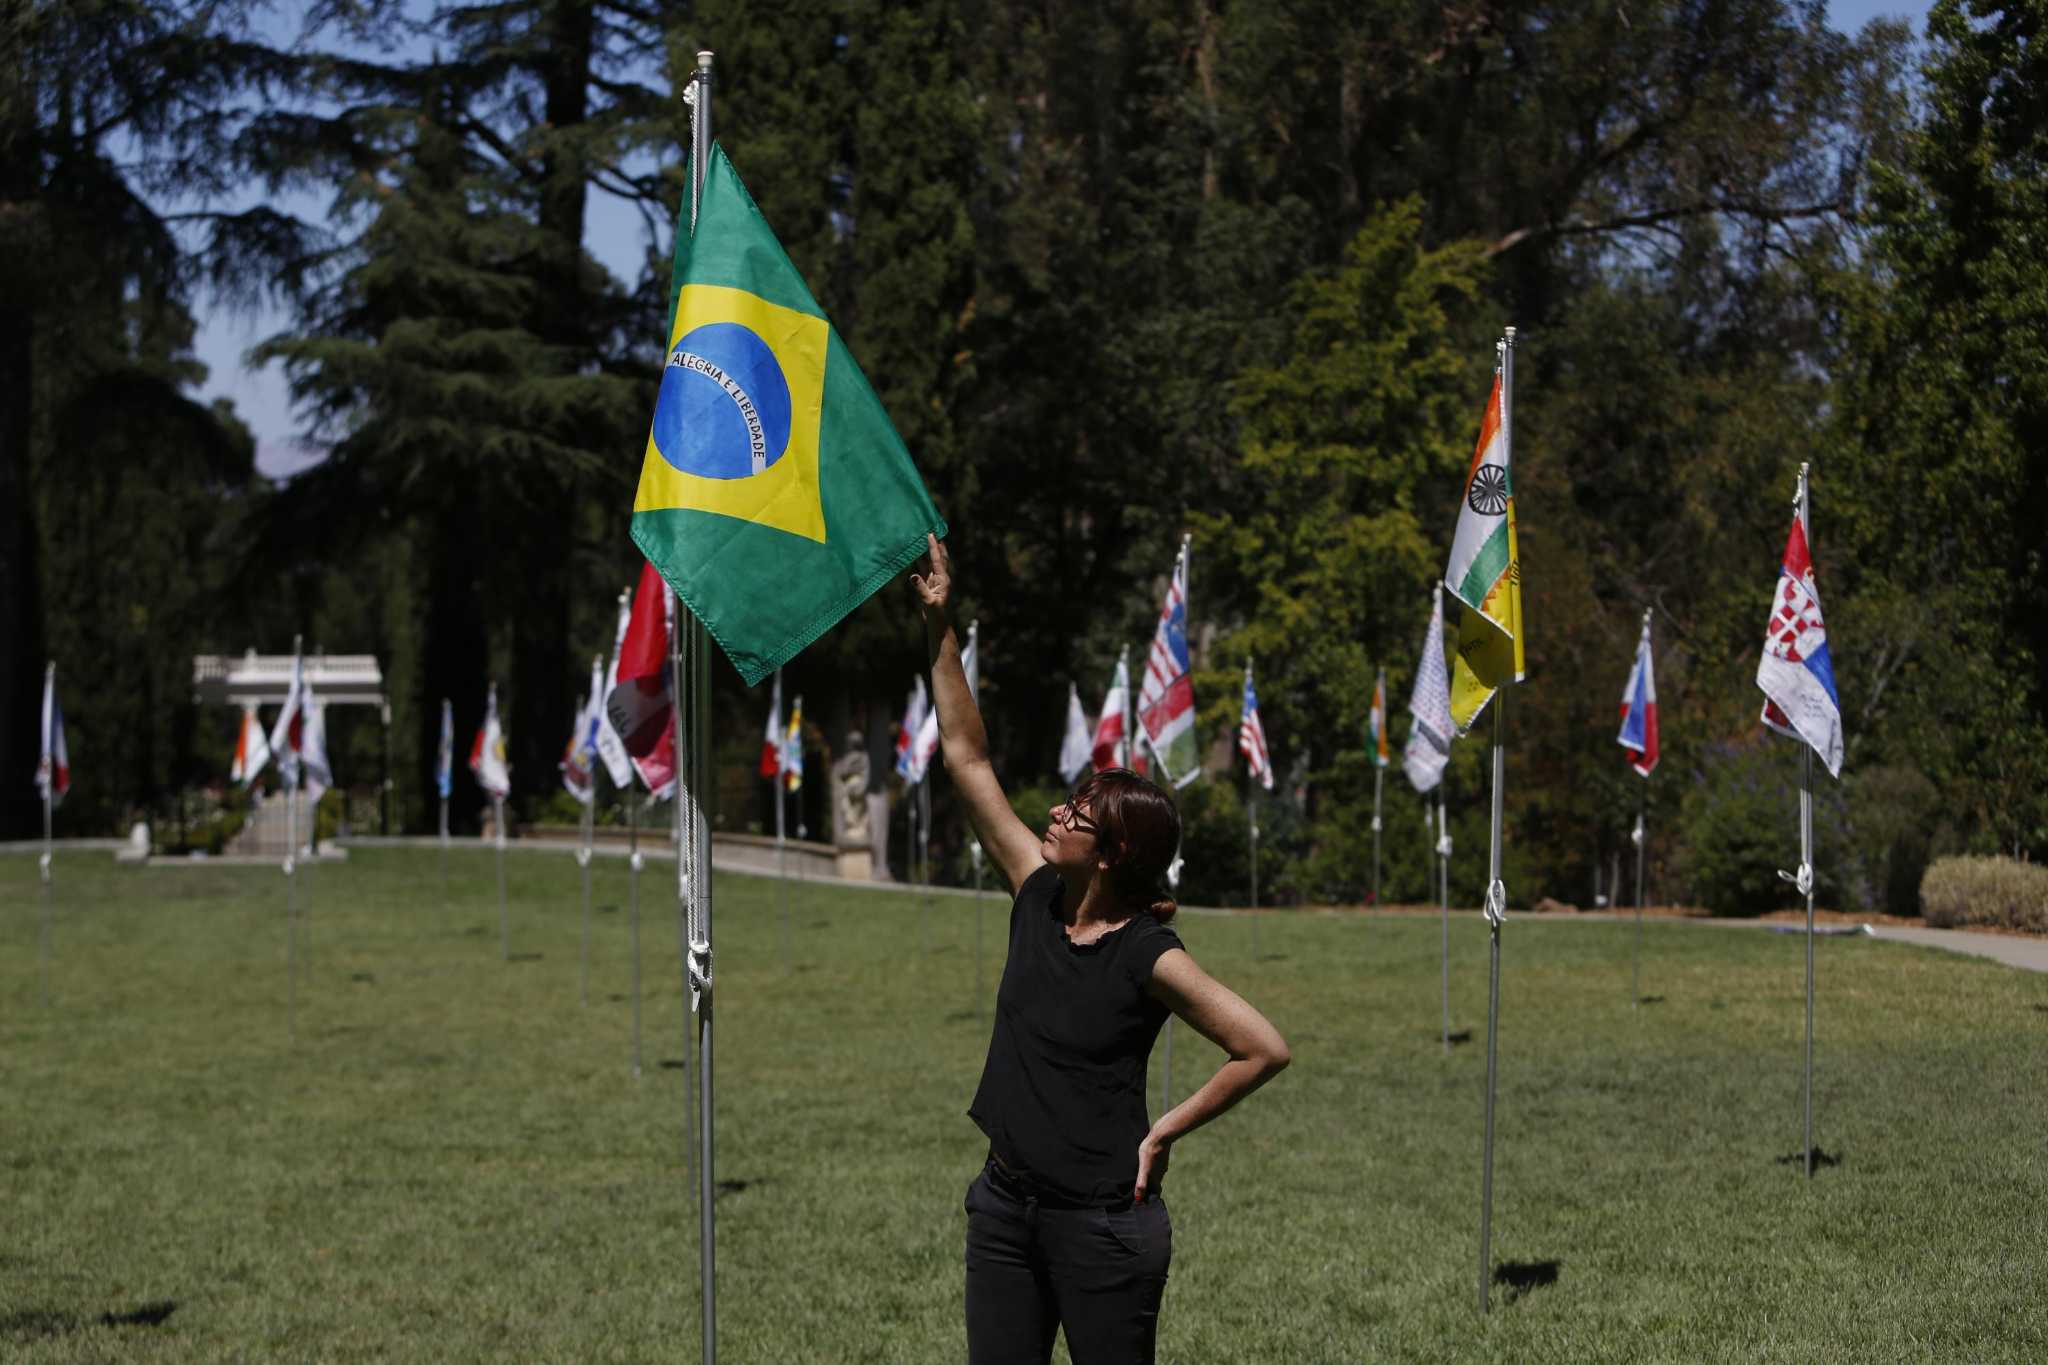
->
[1238, 659, 1274, 791]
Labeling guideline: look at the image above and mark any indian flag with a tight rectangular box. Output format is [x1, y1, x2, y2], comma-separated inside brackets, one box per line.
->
[1444, 366, 1524, 734]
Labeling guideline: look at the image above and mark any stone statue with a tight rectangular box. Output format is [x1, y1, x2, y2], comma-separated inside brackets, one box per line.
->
[832, 733, 870, 848]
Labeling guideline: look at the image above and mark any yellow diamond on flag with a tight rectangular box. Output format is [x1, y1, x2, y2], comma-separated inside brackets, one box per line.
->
[633, 283, 829, 543]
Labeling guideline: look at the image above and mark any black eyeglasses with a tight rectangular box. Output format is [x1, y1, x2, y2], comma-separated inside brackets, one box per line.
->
[1055, 797, 1100, 838]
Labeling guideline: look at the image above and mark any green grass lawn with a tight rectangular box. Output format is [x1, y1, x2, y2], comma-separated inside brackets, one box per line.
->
[3, 848, 2045, 1362]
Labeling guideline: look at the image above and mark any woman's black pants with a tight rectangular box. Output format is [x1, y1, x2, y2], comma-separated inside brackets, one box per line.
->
[964, 1159, 1172, 1365]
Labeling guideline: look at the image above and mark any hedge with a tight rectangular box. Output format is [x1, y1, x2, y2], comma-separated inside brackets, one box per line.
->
[1919, 855, 2048, 933]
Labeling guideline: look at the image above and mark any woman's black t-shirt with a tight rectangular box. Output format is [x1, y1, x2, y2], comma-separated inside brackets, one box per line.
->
[967, 864, 1184, 1206]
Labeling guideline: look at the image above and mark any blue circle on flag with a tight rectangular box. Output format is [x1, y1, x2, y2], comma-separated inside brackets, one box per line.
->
[651, 322, 793, 481]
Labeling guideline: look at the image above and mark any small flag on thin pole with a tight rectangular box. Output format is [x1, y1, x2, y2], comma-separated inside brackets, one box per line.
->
[1755, 462, 1842, 1180]
[1617, 609, 1658, 1006]
[1137, 537, 1199, 787]
[1239, 657, 1274, 956]
[36, 662, 68, 1007]
[1369, 666, 1389, 907]
[1090, 651, 1131, 772]
[1447, 331, 1524, 1313]
[470, 681, 512, 961]
[1058, 682, 1093, 785]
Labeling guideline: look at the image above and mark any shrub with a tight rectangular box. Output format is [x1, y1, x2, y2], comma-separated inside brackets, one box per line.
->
[1920, 856, 2048, 932]
[1675, 740, 1852, 916]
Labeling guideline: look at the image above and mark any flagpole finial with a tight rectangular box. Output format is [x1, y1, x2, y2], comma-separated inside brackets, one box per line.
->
[291, 633, 303, 655]
[1504, 325, 1516, 344]
[1642, 607, 1653, 629]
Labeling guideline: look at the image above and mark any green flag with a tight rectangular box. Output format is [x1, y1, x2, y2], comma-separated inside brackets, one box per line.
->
[631, 146, 946, 685]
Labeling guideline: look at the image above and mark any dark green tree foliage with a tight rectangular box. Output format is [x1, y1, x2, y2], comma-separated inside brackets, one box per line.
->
[254, 3, 674, 827]
[1191, 201, 1488, 901]
[3, 0, 301, 834]
[1832, 0, 2048, 857]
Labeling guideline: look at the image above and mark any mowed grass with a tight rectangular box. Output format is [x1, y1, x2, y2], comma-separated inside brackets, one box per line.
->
[3, 848, 2045, 1363]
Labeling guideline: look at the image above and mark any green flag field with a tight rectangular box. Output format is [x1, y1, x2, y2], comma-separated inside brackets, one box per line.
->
[4, 851, 2044, 1362]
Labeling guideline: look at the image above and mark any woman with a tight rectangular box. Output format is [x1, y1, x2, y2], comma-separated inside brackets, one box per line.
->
[911, 534, 1291, 1365]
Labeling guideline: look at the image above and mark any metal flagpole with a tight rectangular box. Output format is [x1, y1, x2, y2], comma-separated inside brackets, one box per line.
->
[774, 669, 789, 975]
[495, 793, 509, 961]
[1439, 793, 1451, 1051]
[629, 789, 643, 1077]
[285, 636, 303, 1042]
[1372, 668, 1385, 911]
[1478, 327, 1515, 1314]
[439, 793, 449, 884]
[1477, 695, 1506, 1312]
[1248, 787, 1260, 959]
[580, 721, 597, 1008]
[684, 53, 719, 1362]
[1800, 741, 1815, 1177]
[919, 779, 932, 952]
[971, 838, 985, 1016]
[1632, 796, 1646, 1007]
[1790, 464, 1818, 1178]
[39, 669, 53, 1008]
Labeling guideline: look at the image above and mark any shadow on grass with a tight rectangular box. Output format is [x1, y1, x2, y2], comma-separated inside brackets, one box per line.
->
[350, 972, 376, 984]
[1444, 1029, 1474, 1046]
[1, 1302, 178, 1343]
[1774, 1148, 1841, 1170]
[507, 952, 544, 963]
[1636, 995, 1666, 1006]
[659, 1059, 688, 1071]
[717, 1178, 760, 1198]
[1493, 1261, 1559, 1302]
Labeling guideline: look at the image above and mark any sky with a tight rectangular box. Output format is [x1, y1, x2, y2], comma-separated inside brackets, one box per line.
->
[192, 2, 1932, 481]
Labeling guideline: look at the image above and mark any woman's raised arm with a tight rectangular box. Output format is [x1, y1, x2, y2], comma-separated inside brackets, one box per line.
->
[911, 535, 1043, 893]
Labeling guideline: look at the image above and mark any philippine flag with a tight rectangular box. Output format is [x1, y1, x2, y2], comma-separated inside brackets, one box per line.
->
[1755, 475, 1843, 778]
[1616, 613, 1659, 778]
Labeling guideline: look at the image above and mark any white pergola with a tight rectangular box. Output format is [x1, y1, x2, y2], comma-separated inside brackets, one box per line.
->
[191, 650, 394, 832]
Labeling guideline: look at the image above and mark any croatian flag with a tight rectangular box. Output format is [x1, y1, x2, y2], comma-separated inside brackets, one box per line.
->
[1138, 542, 1199, 787]
[1237, 660, 1274, 792]
[1616, 615, 1659, 777]
[1755, 476, 1843, 778]
[36, 664, 70, 809]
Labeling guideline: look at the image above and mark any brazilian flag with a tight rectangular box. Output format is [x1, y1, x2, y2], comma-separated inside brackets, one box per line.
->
[631, 146, 946, 686]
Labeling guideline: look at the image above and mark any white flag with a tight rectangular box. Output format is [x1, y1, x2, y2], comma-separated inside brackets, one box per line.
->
[267, 650, 305, 790]
[299, 689, 334, 805]
[908, 624, 977, 784]
[1058, 682, 1093, 784]
[1403, 585, 1454, 793]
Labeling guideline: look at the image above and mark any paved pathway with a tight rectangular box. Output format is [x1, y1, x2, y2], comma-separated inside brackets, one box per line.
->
[1865, 923, 2048, 974]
